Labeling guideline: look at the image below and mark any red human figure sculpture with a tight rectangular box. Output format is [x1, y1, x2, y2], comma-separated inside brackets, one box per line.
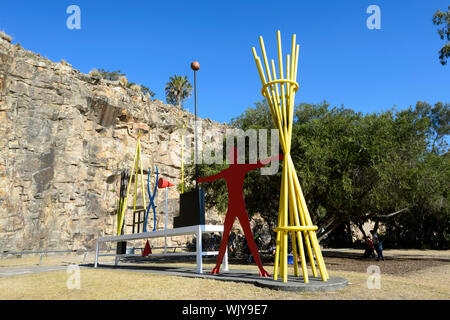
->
[197, 147, 283, 277]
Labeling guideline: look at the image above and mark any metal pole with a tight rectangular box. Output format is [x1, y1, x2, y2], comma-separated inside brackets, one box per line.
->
[194, 70, 198, 190]
[191, 61, 200, 190]
[196, 225, 203, 274]
[164, 187, 168, 254]
[165, 188, 168, 231]
[94, 239, 99, 268]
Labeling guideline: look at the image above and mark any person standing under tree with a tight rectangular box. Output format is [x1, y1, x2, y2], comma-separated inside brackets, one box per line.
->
[363, 236, 375, 258]
[370, 229, 384, 261]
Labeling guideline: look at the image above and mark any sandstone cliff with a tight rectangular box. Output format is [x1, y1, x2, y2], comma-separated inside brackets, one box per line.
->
[0, 36, 229, 252]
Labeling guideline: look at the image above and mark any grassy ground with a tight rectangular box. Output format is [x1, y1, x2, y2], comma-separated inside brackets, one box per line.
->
[0, 250, 449, 300]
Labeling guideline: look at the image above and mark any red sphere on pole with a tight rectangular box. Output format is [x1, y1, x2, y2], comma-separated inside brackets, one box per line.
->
[191, 61, 200, 71]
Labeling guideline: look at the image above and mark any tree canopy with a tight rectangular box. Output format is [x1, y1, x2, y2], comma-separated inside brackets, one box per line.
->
[433, 5, 450, 65]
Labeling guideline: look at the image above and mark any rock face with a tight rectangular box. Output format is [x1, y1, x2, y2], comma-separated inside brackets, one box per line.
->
[0, 38, 230, 252]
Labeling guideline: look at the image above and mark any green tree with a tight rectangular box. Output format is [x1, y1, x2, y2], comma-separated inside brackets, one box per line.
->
[413, 101, 449, 153]
[433, 5, 450, 65]
[165, 75, 193, 108]
[383, 151, 449, 248]
[230, 100, 274, 130]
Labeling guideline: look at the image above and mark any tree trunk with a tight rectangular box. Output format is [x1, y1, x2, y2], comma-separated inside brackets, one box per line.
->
[357, 222, 367, 238]
[373, 219, 379, 233]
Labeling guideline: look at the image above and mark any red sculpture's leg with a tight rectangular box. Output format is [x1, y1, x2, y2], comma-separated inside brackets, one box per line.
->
[237, 214, 271, 277]
[211, 212, 236, 275]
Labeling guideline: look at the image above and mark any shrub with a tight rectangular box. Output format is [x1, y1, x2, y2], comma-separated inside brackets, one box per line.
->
[118, 76, 128, 87]
[89, 69, 101, 77]
[129, 83, 142, 93]
[0, 30, 12, 43]
[60, 59, 71, 67]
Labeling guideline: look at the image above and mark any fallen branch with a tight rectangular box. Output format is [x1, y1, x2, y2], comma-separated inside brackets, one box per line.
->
[364, 207, 409, 218]
[317, 216, 345, 243]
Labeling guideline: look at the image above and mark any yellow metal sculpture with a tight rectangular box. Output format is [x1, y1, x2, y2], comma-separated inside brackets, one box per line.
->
[252, 31, 329, 283]
[176, 109, 190, 194]
[117, 131, 147, 235]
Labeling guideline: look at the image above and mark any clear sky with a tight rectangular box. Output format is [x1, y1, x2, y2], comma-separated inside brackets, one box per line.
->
[1, 0, 448, 124]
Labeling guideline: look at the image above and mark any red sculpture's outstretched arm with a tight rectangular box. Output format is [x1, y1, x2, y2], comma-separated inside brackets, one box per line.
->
[244, 154, 284, 171]
[197, 170, 226, 183]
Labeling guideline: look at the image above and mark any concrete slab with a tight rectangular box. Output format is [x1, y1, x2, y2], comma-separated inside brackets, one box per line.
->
[88, 263, 348, 292]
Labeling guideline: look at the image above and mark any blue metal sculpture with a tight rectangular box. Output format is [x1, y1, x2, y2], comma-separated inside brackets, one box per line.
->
[144, 166, 159, 232]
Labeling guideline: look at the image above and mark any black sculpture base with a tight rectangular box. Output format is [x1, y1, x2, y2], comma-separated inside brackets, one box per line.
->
[116, 241, 127, 255]
[174, 189, 205, 228]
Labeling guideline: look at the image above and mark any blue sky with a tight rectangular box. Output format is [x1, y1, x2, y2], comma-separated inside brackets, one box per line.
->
[1, 0, 448, 124]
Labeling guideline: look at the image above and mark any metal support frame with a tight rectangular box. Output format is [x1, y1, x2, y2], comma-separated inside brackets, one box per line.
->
[94, 225, 227, 274]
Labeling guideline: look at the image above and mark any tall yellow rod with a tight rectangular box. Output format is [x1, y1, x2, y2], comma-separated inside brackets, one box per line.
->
[132, 140, 139, 214]
[310, 230, 329, 280]
[290, 161, 328, 279]
[270, 60, 287, 147]
[270, 61, 282, 126]
[290, 34, 296, 83]
[276, 31, 287, 131]
[287, 35, 296, 138]
[290, 232, 299, 276]
[253, 54, 274, 118]
[287, 165, 309, 282]
[118, 140, 138, 235]
[287, 158, 318, 277]
[287, 44, 299, 151]
[285, 54, 293, 143]
[273, 229, 282, 280]
[286, 54, 291, 108]
[273, 159, 286, 280]
[288, 157, 319, 278]
[281, 159, 289, 282]
[178, 110, 189, 194]
[252, 50, 286, 149]
[296, 230, 309, 281]
[286, 171, 300, 279]
[279, 160, 289, 282]
[259, 37, 274, 85]
[259, 38, 283, 126]
[139, 140, 147, 214]
[282, 161, 289, 280]
[290, 159, 327, 280]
